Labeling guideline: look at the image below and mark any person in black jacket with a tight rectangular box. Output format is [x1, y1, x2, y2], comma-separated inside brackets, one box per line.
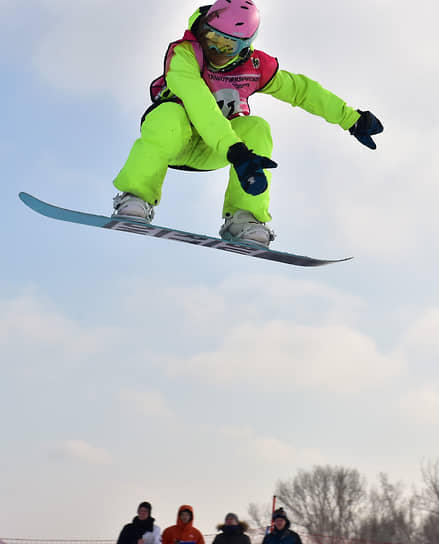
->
[117, 501, 161, 544]
[213, 513, 251, 544]
[262, 508, 302, 544]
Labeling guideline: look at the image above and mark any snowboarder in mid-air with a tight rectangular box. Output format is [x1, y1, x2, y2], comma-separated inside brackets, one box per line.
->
[112, 0, 383, 247]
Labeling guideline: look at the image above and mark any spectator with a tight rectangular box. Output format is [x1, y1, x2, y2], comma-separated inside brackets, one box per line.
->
[162, 505, 205, 544]
[117, 501, 161, 544]
[213, 513, 251, 544]
[262, 508, 302, 544]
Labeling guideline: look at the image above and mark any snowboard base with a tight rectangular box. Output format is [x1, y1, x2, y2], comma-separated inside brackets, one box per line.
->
[19, 192, 353, 267]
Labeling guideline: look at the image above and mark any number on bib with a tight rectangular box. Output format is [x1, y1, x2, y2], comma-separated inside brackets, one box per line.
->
[214, 89, 241, 118]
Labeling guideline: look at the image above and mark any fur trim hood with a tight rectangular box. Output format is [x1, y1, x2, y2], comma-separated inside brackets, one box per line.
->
[216, 521, 249, 532]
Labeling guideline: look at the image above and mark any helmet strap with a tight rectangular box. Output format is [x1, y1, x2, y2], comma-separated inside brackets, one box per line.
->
[211, 48, 252, 73]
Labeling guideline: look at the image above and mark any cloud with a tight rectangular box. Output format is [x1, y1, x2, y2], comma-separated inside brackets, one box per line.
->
[166, 320, 404, 394]
[28, 0, 190, 112]
[0, 283, 437, 535]
[325, 139, 439, 259]
[0, 291, 119, 370]
[257, 0, 439, 260]
[400, 308, 439, 362]
[1, 279, 429, 401]
[400, 386, 439, 425]
[54, 439, 112, 465]
[118, 388, 174, 418]
[219, 425, 325, 465]
[160, 274, 363, 337]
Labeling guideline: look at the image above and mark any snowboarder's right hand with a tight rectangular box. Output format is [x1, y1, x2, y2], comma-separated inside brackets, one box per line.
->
[227, 142, 277, 196]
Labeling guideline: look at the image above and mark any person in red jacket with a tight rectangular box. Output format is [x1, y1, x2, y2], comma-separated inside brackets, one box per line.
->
[162, 505, 205, 544]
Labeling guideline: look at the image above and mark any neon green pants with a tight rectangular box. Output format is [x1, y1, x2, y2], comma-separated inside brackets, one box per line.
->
[113, 102, 273, 222]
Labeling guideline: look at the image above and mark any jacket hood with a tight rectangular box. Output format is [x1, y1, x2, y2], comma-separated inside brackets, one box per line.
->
[132, 516, 155, 524]
[216, 521, 249, 532]
[188, 5, 211, 30]
[177, 504, 194, 525]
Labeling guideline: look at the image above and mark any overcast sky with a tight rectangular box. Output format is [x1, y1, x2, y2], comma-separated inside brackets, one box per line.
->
[1, 0, 439, 540]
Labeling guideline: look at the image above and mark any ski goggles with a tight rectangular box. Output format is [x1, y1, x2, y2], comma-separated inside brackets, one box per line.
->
[202, 24, 254, 56]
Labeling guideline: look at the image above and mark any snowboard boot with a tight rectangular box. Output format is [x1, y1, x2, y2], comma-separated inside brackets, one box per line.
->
[219, 209, 275, 247]
[112, 192, 155, 222]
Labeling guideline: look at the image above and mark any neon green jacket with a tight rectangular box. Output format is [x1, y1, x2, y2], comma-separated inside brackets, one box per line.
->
[164, 12, 360, 159]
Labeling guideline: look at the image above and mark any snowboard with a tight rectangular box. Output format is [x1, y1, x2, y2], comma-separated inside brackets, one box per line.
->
[18, 192, 352, 267]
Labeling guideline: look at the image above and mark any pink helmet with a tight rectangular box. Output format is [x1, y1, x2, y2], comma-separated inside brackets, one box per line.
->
[206, 0, 260, 39]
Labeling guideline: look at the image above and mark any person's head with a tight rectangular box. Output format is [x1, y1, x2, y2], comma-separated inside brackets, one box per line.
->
[137, 502, 152, 520]
[272, 508, 289, 531]
[178, 506, 193, 524]
[224, 513, 239, 526]
[198, 0, 260, 67]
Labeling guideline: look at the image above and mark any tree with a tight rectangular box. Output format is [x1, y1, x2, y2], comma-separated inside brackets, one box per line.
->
[248, 502, 272, 530]
[358, 473, 418, 544]
[275, 465, 366, 538]
[419, 512, 439, 544]
[249, 463, 439, 543]
[418, 459, 439, 516]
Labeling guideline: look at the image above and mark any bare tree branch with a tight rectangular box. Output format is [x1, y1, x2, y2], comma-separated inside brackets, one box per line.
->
[247, 502, 272, 530]
[275, 465, 366, 538]
[417, 459, 439, 516]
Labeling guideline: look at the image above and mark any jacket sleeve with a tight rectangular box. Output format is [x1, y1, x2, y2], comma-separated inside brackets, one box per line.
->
[165, 42, 242, 158]
[260, 69, 360, 130]
[117, 525, 130, 544]
[161, 527, 171, 544]
[293, 532, 303, 544]
[153, 525, 161, 544]
[196, 529, 205, 544]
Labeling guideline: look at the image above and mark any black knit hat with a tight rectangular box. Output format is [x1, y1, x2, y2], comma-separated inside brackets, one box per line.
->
[138, 502, 152, 512]
[272, 508, 288, 521]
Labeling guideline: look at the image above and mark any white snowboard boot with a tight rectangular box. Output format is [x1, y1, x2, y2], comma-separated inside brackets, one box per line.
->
[219, 210, 275, 247]
[112, 192, 155, 222]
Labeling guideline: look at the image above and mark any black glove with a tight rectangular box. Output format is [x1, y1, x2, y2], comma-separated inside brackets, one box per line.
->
[349, 110, 384, 150]
[227, 142, 277, 195]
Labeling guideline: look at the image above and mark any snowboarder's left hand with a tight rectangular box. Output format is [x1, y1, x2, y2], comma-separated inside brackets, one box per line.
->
[228, 142, 278, 195]
[349, 110, 384, 150]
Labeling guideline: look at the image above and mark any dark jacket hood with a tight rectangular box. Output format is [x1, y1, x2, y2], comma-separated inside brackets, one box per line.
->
[216, 522, 249, 532]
